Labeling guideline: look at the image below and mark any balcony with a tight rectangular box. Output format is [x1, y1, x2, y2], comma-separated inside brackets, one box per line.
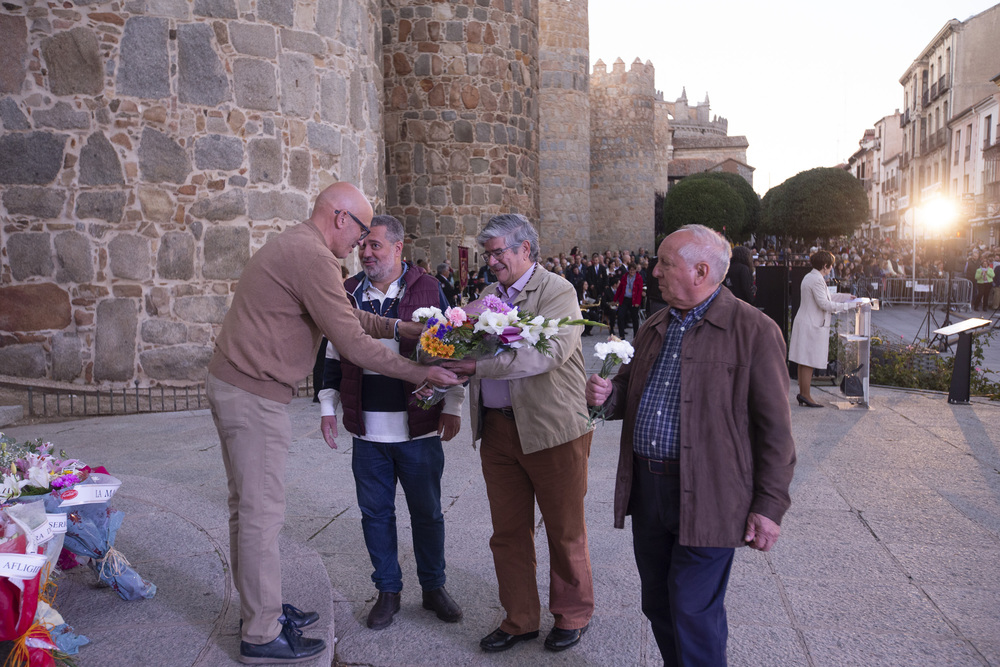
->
[900, 153, 910, 171]
[899, 109, 911, 127]
[934, 74, 950, 100]
[922, 90, 929, 107]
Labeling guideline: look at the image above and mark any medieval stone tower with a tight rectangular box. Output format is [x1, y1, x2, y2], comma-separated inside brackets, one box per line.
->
[589, 57, 656, 253]
[381, 0, 539, 266]
[537, 0, 589, 253]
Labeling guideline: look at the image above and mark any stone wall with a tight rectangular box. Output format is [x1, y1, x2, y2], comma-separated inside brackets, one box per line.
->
[537, 0, 589, 256]
[0, 0, 384, 385]
[590, 57, 656, 253]
[381, 0, 540, 269]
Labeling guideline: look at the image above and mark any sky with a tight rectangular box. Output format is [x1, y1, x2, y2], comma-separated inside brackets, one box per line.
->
[588, 0, 999, 196]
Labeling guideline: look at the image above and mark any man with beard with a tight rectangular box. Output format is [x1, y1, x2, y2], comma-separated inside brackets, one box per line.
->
[318, 215, 464, 630]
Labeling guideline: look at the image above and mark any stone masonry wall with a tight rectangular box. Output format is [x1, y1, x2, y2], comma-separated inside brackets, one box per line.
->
[0, 0, 384, 385]
[381, 0, 539, 269]
[537, 0, 588, 256]
[590, 57, 656, 253]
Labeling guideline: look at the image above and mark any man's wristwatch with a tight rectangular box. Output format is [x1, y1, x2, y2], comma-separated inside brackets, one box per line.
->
[393, 319, 401, 341]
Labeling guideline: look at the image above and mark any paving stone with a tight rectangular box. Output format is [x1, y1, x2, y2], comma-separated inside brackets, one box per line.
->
[41, 27, 103, 96]
[248, 137, 281, 183]
[109, 234, 152, 280]
[233, 58, 278, 111]
[157, 231, 196, 280]
[75, 190, 127, 223]
[0, 16, 27, 95]
[177, 23, 231, 106]
[0, 131, 67, 185]
[54, 230, 94, 283]
[94, 298, 138, 382]
[0, 344, 46, 378]
[189, 190, 246, 221]
[79, 132, 124, 186]
[2, 187, 65, 218]
[117, 17, 170, 99]
[194, 134, 244, 171]
[7, 232, 53, 280]
[0, 284, 71, 332]
[229, 23, 276, 58]
[139, 127, 192, 184]
[203, 226, 249, 279]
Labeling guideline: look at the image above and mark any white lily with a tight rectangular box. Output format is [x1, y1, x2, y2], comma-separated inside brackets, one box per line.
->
[411, 307, 445, 322]
[474, 310, 509, 335]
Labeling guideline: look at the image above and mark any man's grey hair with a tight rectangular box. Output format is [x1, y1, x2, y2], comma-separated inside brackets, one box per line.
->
[370, 214, 404, 244]
[436, 262, 449, 275]
[476, 213, 540, 262]
[675, 224, 731, 285]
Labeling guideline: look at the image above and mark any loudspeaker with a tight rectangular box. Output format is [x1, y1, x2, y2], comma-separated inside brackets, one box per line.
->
[755, 266, 790, 345]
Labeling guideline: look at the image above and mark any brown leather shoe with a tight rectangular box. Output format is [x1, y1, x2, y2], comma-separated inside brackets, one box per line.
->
[421, 586, 462, 622]
[366, 592, 400, 630]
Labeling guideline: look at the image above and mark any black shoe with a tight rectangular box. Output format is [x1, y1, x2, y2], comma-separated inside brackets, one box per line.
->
[796, 394, 823, 408]
[239, 603, 320, 631]
[239, 621, 325, 664]
[479, 627, 539, 652]
[544, 624, 588, 652]
[422, 586, 462, 623]
[366, 591, 401, 630]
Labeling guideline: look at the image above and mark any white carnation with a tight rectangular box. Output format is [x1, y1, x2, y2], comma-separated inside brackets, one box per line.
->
[411, 307, 445, 322]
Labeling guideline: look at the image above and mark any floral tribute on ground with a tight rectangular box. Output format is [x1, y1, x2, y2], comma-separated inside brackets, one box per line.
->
[1, 433, 156, 666]
[583, 337, 636, 429]
[411, 295, 603, 408]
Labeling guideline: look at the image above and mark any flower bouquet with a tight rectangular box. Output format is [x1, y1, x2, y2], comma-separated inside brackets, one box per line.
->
[582, 337, 635, 428]
[411, 294, 603, 408]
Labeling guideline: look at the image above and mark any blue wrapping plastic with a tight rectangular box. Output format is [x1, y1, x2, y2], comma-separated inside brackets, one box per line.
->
[62, 503, 156, 601]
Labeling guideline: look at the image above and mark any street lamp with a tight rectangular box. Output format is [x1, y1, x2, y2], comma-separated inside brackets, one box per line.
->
[910, 197, 958, 306]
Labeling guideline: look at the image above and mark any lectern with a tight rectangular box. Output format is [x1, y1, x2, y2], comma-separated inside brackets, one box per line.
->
[933, 318, 991, 404]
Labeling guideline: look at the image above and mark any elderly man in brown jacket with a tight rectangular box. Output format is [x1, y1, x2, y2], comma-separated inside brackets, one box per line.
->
[444, 213, 594, 654]
[587, 224, 796, 666]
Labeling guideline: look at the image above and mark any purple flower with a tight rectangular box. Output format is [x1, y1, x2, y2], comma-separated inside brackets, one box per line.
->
[426, 316, 439, 327]
[50, 473, 81, 489]
[480, 295, 509, 314]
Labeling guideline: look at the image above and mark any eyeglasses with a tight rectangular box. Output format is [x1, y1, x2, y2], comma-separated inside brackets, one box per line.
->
[483, 244, 520, 262]
[336, 209, 370, 241]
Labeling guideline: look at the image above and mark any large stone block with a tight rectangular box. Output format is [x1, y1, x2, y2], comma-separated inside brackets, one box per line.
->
[117, 17, 169, 99]
[138, 187, 174, 222]
[141, 319, 187, 344]
[2, 187, 65, 218]
[174, 295, 228, 323]
[189, 190, 246, 221]
[0, 132, 67, 185]
[233, 58, 278, 111]
[157, 231, 195, 279]
[0, 284, 71, 331]
[307, 122, 341, 156]
[248, 138, 281, 183]
[139, 127, 192, 184]
[203, 226, 249, 279]
[7, 232, 53, 280]
[79, 132, 124, 186]
[279, 53, 316, 118]
[178, 23, 231, 106]
[52, 333, 82, 381]
[0, 97, 29, 130]
[289, 149, 310, 191]
[41, 27, 103, 96]
[258, 0, 294, 26]
[75, 190, 127, 223]
[140, 345, 213, 381]
[0, 16, 27, 95]
[315, 0, 341, 38]
[54, 231, 94, 283]
[0, 344, 46, 379]
[280, 29, 326, 56]
[95, 299, 137, 381]
[194, 134, 244, 170]
[247, 191, 308, 221]
[109, 234, 151, 280]
[194, 0, 236, 18]
[34, 101, 90, 130]
[321, 71, 348, 125]
[229, 24, 276, 58]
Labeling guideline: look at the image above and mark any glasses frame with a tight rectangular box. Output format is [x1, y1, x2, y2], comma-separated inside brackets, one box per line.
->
[482, 243, 521, 262]
[336, 209, 370, 241]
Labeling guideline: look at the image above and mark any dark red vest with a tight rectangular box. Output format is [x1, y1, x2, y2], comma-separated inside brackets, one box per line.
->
[339, 263, 444, 438]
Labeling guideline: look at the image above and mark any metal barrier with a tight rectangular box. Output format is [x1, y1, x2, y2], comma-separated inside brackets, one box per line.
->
[841, 277, 972, 309]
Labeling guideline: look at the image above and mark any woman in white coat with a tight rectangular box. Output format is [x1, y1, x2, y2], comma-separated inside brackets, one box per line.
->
[789, 250, 857, 407]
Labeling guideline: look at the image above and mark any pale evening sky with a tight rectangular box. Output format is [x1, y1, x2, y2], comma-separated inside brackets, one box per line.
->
[588, 0, 999, 197]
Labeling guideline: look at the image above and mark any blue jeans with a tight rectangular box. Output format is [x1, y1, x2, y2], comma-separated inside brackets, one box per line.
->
[352, 436, 446, 593]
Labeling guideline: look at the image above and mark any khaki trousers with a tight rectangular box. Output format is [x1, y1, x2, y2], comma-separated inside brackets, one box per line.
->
[480, 410, 595, 635]
[207, 373, 290, 644]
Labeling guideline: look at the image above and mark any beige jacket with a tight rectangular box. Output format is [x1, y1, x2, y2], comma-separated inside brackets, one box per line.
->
[471, 268, 591, 453]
